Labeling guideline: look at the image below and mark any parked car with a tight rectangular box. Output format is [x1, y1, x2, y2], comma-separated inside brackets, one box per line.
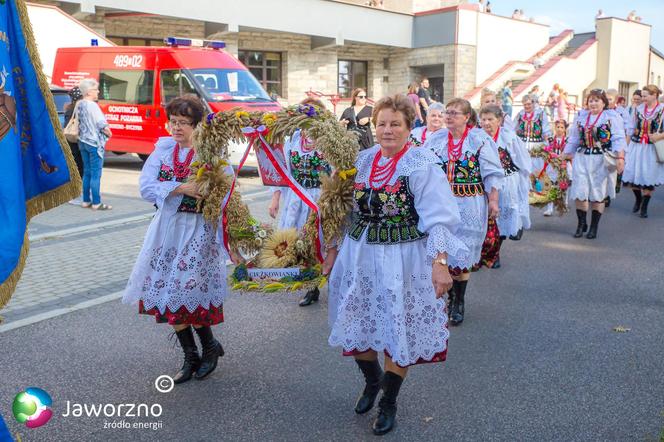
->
[50, 85, 71, 127]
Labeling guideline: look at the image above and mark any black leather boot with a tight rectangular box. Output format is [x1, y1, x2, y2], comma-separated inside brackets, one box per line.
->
[354, 359, 383, 414]
[616, 174, 622, 194]
[193, 326, 224, 380]
[640, 195, 651, 218]
[447, 286, 456, 320]
[449, 280, 467, 326]
[299, 287, 320, 306]
[573, 209, 587, 238]
[491, 237, 503, 269]
[372, 372, 404, 436]
[586, 210, 602, 239]
[173, 327, 201, 384]
[604, 196, 611, 207]
[509, 228, 523, 241]
[632, 189, 643, 213]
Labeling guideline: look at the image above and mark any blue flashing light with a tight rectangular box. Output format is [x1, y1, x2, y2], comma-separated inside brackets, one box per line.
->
[164, 37, 226, 49]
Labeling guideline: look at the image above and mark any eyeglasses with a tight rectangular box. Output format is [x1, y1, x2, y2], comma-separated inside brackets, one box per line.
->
[444, 110, 465, 117]
[168, 119, 193, 128]
[357, 95, 367, 99]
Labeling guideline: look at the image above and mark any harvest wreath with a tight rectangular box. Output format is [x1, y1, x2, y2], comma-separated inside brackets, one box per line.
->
[528, 145, 570, 215]
[189, 104, 359, 292]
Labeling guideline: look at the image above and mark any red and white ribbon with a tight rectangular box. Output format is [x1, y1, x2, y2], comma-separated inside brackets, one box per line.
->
[220, 126, 325, 263]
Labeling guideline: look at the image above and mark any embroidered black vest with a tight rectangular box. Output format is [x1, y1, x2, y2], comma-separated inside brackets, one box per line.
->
[349, 177, 426, 244]
[498, 147, 519, 176]
[631, 108, 664, 144]
[515, 114, 544, 142]
[290, 150, 331, 188]
[576, 122, 612, 155]
[440, 150, 485, 197]
[158, 164, 201, 213]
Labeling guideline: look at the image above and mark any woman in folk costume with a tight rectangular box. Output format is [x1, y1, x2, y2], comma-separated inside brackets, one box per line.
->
[326, 95, 467, 436]
[409, 102, 445, 148]
[123, 96, 228, 384]
[622, 84, 664, 218]
[268, 97, 332, 306]
[429, 98, 504, 325]
[605, 88, 633, 204]
[480, 88, 514, 130]
[563, 89, 626, 239]
[515, 93, 553, 214]
[475, 105, 531, 269]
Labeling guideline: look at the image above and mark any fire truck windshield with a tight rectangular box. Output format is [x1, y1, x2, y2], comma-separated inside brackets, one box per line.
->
[186, 68, 273, 102]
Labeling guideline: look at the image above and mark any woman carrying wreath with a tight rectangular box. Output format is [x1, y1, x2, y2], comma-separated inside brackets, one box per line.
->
[123, 95, 228, 384]
[429, 99, 504, 324]
[325, 94, 467, 436]
[564, 89, 626, 239]
[268, 97, 332, 306]
[515, 94, 553, 215]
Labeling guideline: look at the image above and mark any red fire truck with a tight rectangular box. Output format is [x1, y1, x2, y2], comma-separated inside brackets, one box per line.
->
[51, 37, 280, 164]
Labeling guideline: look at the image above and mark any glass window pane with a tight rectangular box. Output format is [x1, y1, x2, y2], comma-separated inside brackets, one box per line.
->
[338, 60, 350, 75]
[249, 67, 263, 82]
[266, 68, 280, 82]
[100, 69, 154, 104]
[265, 52, 281, 67]
[353, 72, 367, 90]
[352, 61, 366, 74]
[248, 51, 264, 66]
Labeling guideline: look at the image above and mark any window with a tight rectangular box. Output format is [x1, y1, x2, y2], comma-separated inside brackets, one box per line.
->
[108, 36, 164, 46]
[99, 70, 154, 104]
[238, 50, 282, 97]
[618, 81, 632, 99]
[338, 60, 367, 98]
[160, 70, 198, 104]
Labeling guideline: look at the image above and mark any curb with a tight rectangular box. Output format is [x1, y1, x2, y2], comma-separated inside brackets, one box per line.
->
[0, 291, 124, 334]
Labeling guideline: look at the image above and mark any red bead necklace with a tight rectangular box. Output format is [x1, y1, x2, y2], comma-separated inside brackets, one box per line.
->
[173, 143, 195, 180]
[552, 137, 566, 153]
[369, 143, 410, 190]
[584, 110, 604, 148]
[448, 126, 469, 162]
[644, 103, 658, 119]
[492, 127, 500, 142]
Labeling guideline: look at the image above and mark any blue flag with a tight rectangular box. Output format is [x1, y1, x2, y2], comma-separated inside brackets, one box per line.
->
[0, 413, 13, 442]
[0, 0, 80, 309]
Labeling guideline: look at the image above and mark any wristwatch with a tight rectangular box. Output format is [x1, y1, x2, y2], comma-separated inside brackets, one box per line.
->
[434, 257, 448, 267]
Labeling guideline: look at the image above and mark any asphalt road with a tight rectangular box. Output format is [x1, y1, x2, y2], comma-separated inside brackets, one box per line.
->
[1, 186, 663, 441]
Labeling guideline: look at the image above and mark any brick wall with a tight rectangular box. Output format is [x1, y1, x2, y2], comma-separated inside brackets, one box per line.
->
[105, 16, 206, 40]
[387, 45, 457, 102]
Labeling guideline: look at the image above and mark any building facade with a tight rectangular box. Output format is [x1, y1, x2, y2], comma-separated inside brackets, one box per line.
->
[30, 0, 664, 114]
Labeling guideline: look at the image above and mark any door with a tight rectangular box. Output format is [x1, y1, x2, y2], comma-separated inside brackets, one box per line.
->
[97, 53, 158, 154]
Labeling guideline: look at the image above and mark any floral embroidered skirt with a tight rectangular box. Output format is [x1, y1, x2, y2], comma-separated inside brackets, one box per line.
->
[138, 301, 224, 326]
[472, 216, 501, 270]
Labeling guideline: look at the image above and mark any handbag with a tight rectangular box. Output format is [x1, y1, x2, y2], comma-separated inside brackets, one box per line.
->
[63, 101, 80, 143]
[350, 107, 372, 149]
[654, 139, 664, 163]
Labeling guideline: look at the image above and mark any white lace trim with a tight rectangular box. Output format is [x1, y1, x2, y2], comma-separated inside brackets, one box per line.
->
[425, 224, 469, 262]
[328, 268, 449, 367]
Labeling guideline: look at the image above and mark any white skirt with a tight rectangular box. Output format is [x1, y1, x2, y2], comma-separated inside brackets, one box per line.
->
[622, 141, 664, 187]
[278, 187, 322, 230]
[328, 232, 449, 367]
[497, 173, 524, 237]
[449, 195, 487, 270]
[569, 154, 614, 202]
[123, 210, 229, 314]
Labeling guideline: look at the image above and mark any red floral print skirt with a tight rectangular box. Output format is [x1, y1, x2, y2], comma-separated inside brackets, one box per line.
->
[138, 301, 224, 326]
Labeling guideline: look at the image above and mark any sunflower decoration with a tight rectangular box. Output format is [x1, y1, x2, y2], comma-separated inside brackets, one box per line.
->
[259, 228, 299, 268]
[193, 104, 360, 293]
[528, 146, 570, 215]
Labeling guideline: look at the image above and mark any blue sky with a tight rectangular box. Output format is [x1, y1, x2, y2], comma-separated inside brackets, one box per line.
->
[488, 0, 664, 51]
